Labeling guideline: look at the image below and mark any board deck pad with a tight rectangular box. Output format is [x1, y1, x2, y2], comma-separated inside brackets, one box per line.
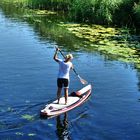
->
[45, 97, 80, 111]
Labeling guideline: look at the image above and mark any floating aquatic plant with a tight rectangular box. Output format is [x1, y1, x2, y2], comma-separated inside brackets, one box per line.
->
[15, 132, 24, 136]
[21, 114, 35, 121]
[28, 133, 36, 136]
[58, 23, 140, 66]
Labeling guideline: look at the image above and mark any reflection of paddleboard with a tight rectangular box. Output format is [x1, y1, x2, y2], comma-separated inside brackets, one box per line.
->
[40, 84, 92, 117]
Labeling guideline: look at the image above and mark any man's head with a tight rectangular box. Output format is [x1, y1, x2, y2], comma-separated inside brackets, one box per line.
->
[66, 54, 73, 60]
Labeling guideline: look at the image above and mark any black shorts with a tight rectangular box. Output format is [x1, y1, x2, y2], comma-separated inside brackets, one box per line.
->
[57, 78, 69, 88]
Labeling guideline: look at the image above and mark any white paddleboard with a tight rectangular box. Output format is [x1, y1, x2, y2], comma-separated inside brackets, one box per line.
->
[40, 84, 92, 117]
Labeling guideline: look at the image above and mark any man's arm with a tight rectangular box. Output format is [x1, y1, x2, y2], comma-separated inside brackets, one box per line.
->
[53, 47, 59, 62]
[71, 64, 74, 70]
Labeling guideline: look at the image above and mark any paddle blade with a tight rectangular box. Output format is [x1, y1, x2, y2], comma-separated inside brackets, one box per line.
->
[78, 75, 88, 85]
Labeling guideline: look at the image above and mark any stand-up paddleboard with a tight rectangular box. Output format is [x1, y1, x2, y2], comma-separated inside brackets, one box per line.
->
[40, 84, 92, 117]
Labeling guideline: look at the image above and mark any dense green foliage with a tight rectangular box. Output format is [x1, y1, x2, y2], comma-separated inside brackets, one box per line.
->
[70, 0, 140, 28]
[1, 0, 140, 28]
[70, 0, 120, 24]
[133, 1, 140, 26]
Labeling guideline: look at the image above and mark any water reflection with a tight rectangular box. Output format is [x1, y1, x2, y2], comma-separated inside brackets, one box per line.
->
[0, 2, 83, 52]
[137, 71, 140, 92]
[56, 113, 71, 140]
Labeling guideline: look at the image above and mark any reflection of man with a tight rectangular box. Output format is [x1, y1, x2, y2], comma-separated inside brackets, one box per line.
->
[56, 113, 71, 140]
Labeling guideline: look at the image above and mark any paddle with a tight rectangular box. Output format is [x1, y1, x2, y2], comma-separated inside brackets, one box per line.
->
[55, 47, 88, 85]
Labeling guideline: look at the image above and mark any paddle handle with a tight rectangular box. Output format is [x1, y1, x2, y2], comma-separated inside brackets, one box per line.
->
[59, 49, 66, 59]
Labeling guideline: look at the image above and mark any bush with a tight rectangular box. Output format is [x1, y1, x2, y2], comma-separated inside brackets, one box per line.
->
[113, 0, 140, 27]
[70, 0, 122, 24]
[70, 0, 94, 22]
[133, 2, 140, 27]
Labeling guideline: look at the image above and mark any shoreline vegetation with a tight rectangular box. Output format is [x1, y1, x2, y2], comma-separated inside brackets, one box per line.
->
[0, 0, 140, 69]
[1, 0, 140, 28]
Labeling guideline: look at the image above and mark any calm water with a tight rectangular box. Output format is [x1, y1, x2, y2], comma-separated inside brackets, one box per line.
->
[0, 7, 140, 140]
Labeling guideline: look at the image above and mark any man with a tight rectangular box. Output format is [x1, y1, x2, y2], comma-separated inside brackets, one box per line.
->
[53, 47, 73, 104]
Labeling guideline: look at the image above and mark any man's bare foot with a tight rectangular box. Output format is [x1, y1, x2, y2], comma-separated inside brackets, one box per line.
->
[57, 100, 60, 104]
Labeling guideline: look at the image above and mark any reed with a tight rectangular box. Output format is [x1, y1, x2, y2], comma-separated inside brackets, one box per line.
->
[27, 0, 71, 10]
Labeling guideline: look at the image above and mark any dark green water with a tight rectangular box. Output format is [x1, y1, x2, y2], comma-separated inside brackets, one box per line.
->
[0, 4, 140, 140]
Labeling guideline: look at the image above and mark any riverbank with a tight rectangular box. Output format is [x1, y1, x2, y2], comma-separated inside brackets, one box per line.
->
[0, 0, 140, 69]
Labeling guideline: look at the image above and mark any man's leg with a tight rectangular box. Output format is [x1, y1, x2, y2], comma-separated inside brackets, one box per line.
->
[57, 87, 62, 104]
[64, 88, 68, 104]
